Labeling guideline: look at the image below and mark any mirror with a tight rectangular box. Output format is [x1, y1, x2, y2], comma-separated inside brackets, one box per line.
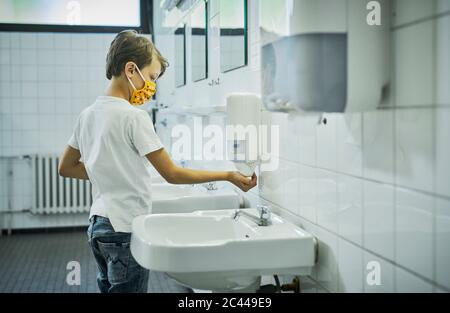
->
[219, 0, 247, 73]
[174, 23, 186, 87]
[191, 0, 208, 82]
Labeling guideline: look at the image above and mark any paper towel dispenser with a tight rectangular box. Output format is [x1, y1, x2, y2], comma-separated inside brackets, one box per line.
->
[260, 0, 390, 113]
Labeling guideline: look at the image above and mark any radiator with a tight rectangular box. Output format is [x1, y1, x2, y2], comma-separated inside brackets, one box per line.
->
[31, 155, 92, 214]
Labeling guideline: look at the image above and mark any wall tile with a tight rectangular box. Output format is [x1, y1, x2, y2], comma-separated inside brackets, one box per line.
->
[364, 181, 395, 260]
[37, 49, 55, 65]
[0, 32, 10, 48]
[336, 113, 363, 177]
[266, 111, 285, 159]
[393, 0, 435, 27]
[279, 160, 300, 215]
[36, 33, 54, 49]
[396, 188, 434, 279]
[313, 226, 339, 293]
[394, 21, 434, 107]
[299, 165, 316, 223]
[209, 0, 219, 19]
[283, 113, 302, 162]
[0, 49, 10, 65]
[437, 0, 450, 13]
[53, 33, 71, 49]
[338, 239, 363, 292]
[298, 114, 318, 166]
[363, 109, 395, 184]
[395, 267, 434, 293]
[395, 108, 434, 193]
[20, 49, 36, 65]
[259, 156, 284, 207]
[436, 198, 450, 289]
[436, 15, 450, 105]
[9, 33, 21, 49]
[20, 33, 37, 49]
[337, 175, 363, 245]
[0, 32, 110, 161]
[436, 108, 450, 197]
[316, 114, 337, 171]
[316, 169, 338, 233]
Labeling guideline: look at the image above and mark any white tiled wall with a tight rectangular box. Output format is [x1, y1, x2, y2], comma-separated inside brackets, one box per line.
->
[0, 32, 115, 156]
[0, 31, 117, 228]
[154, 0, 450, 293]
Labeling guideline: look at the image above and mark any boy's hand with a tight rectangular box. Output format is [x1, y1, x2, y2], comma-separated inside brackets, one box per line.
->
[228, 172, 257, 192]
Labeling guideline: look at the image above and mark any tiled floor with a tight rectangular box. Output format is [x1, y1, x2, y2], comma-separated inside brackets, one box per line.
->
[0, 229, 192, 293]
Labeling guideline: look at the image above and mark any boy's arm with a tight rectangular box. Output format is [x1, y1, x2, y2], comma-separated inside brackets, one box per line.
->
[146, 148, 257, 192]
[58, 145, 89, 180]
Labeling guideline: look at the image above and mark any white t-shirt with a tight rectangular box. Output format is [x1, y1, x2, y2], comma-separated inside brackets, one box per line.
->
[68, 96, 163, 233]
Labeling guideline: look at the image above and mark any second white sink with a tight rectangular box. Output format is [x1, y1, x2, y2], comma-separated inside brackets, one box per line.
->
[151, 183, 242, 214]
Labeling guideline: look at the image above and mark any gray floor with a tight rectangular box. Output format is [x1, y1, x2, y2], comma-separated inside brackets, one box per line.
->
[0, 229, 192, 293]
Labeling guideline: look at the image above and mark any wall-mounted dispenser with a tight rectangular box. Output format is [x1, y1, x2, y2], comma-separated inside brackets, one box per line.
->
[260, 0, 390, 113]
[226, 93, 261, 176]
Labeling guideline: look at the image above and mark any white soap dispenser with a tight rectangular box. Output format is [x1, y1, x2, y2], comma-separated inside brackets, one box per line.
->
[226, 93, 261, 177]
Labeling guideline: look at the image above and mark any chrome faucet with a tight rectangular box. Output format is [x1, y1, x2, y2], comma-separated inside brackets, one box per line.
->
[232, 205, 272, 226]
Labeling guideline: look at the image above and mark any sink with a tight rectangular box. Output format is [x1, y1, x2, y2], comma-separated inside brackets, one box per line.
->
[151, 184, 242, 214]
[131, 208, 317, 292]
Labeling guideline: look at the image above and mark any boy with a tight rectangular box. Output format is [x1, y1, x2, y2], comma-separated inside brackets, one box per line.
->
[58, 30, 257, 293]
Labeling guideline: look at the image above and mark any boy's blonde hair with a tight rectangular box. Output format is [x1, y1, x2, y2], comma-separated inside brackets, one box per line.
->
[106, 29, 169, 80]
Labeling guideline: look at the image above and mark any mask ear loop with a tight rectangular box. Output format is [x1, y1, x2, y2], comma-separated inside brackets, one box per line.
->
[126, 63, 145, 90]
[134, 64, 147, 82]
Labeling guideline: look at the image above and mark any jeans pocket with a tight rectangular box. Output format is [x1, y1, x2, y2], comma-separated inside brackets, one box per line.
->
[97, 241, 131, 284]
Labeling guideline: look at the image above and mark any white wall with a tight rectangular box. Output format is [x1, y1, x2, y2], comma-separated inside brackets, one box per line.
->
[0, 32, 117, 156]
[0, 32, 117, 229]
[154, 0, 450, 292]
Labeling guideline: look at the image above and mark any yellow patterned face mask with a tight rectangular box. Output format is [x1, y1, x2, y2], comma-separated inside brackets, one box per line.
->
[127, 63, 156, 106]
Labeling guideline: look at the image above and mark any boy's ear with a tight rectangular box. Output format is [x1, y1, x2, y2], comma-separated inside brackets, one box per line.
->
[124, 62, 135, 77]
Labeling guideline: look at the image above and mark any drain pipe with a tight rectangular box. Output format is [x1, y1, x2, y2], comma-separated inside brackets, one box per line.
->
[257, 275, 301, 293]
[280, 276, 301, 293]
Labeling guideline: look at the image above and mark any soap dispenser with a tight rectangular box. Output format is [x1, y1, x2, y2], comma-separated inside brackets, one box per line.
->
[225, 93, 261, 176]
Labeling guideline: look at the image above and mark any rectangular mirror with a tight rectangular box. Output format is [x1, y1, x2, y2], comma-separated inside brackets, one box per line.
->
[219, 0, 247, 73]
[191, 0, 208, 82]
[175, 23, 186, 87]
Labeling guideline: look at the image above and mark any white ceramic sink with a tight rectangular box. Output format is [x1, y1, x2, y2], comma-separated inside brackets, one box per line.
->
[131, 208, 317, 292]
[151, 184, 241, 214]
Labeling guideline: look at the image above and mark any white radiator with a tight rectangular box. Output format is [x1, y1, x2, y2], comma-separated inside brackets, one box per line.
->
[31, 155, 92, 214]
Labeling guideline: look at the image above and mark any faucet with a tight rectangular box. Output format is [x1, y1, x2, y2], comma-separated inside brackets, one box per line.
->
[158, 118, 168, 127]
[232, 205, 272, 226]
[203, 182, 218, 191]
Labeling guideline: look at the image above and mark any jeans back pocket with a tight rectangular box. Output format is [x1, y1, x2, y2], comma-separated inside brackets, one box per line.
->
[97, 241, 131, 284]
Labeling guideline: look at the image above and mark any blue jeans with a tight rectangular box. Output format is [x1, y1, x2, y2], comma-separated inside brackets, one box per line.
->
[87, 215, 149, 293]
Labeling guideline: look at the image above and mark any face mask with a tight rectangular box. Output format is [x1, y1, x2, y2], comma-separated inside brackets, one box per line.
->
[126, 63, 156, 106]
